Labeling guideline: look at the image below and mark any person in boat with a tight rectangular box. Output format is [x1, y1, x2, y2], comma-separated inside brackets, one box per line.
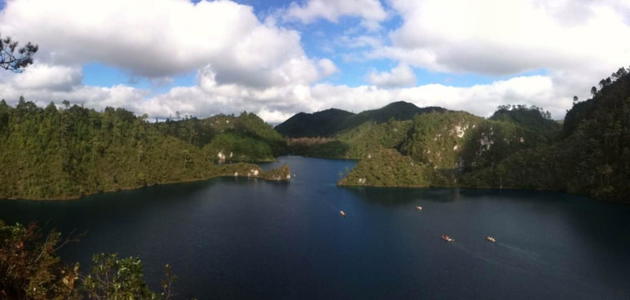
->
[441, 234, 454, 242]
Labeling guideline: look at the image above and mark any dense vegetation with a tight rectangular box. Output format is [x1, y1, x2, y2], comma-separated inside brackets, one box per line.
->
[338, 109, 551, 188]
[275, 109, 354, 138]
[276, 101, 446, 138]
[0, 100, 289, 200]
[155, 112, 286, 162]
[339, 67, 630, 203]
[0, 220, 175, 299]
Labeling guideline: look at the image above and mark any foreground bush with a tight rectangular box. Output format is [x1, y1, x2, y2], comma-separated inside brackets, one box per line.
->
[0, 221, 175, 299]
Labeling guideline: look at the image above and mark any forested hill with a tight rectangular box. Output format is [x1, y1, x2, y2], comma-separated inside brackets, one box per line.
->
[275, 101, 447, 137]
[274, 108, 354, 137]
[338, 66, 630, 203]
[0, 100, 289, 200]
[154, 112, 286, 162]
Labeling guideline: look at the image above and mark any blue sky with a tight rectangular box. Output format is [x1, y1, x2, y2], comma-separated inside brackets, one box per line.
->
[0, 0, 628, 122]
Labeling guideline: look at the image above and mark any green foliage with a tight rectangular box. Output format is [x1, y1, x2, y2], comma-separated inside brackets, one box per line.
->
[286, 138, 350, 158]
[490, 104, 560, 137]
[0, 222, 79, 299]
[275, 109, 354, 138]
[0, 101, 289, 200]
[339, 148, 432, 187]
[0, 221, 176, 299]
[339, 102, 446, 132]
[204, 133, 275, 163]
[338, 110, 550, 188]
[259, 164, 291, 181]
[82, 254, 174, 300]
[155, 111, 286, 159]
[340, 67, 630, 203]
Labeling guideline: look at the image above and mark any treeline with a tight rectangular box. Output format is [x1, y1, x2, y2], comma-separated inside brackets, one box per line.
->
[0, 100, 289, 200]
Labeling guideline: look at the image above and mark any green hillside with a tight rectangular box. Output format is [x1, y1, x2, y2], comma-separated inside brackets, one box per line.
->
[0, 100, 289, 200]
[339, 109, 553, 187]
[339, 66, 630, 203]
[274, 108, 355, 137]
[155, 112, 286, 162]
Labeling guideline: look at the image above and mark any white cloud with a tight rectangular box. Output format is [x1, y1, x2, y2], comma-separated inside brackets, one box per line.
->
[379, 0, 630, 77]
[284, 0, 387, 29]
[0, 0, 331, 88]
[12, 63, 82, 91]
[367, 64, 416, 87]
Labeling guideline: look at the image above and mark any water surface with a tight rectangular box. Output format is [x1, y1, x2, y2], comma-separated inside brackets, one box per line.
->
[1, 156, 629, 299]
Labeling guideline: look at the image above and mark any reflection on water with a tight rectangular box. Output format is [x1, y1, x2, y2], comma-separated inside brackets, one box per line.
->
[0, 156, 629, 299]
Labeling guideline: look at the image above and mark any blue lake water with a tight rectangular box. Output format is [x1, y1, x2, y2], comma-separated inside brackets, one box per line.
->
[1, 156, 630, 299]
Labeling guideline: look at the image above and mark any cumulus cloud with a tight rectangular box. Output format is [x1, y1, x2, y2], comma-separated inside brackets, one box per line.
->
[367, 64, 416, 87]
[0, 0, 332, 88]
[379, 0, 630, 78]
[284, 0, 387, 29]
[12, 63, 82, 91]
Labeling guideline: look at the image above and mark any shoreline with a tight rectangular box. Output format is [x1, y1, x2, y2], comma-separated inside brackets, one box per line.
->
[2, 164, 290, 201]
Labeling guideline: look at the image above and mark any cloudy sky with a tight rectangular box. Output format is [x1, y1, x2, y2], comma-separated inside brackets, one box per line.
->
[1, 0, 629, 122]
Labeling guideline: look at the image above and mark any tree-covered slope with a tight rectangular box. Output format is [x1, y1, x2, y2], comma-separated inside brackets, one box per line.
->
[340, 66, 630, 203]
[0, 100, 289, 200]
[339, 109, 553, 187]
[274, 108, 355, 137]
[490, 104, 560, 137]
[155, 112, 285, 162]
[468, 68, 630, 201]
[340, 101, 446, 131]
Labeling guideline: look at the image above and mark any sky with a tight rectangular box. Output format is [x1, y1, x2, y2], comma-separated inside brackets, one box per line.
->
[1, 0, 629, 123]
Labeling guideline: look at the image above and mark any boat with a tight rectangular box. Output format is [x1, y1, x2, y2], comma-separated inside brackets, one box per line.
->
[416, 206, 423, 211]
[340, 210, 346, 216]
[441, 234, 455, 242]
[486, 236, 496, 243]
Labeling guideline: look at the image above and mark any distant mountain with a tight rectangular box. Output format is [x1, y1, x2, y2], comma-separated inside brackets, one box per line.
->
[342, 101, 446, 130]
[274, 108, 354, 138]
[275, 101, 446, 137]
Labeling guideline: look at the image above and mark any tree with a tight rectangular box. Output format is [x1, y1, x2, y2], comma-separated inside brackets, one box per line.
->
[0, 35, 38, 72]
[591, 86, 597, 96]
[573, 96, 579, 104]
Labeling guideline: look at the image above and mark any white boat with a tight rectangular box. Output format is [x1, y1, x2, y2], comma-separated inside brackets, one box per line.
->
[340, 210, 346, 216]
[486, 236, 496, 243]
[416, 206, 423, 211]
[441, 234, 455, 242]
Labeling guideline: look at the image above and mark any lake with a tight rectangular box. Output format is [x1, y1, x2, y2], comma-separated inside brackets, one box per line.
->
[1, 156, 629, 299]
